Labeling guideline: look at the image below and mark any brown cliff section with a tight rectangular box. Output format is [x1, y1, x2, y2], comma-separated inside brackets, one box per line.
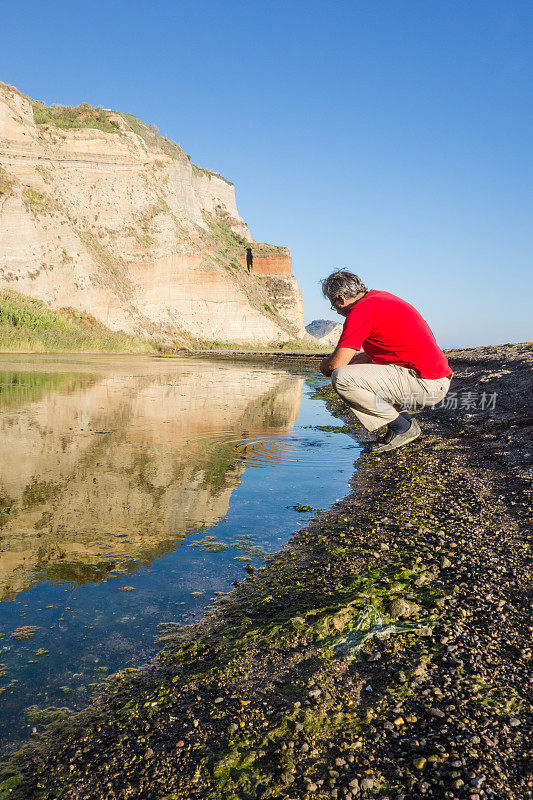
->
[239, 245, 293, 276]
[0, 83, 305, 346]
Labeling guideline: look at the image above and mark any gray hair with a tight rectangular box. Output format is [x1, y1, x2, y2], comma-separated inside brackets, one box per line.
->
[321, 270, 367, 303]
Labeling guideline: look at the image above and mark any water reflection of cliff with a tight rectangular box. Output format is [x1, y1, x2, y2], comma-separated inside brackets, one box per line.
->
[0, 358, 303, 599]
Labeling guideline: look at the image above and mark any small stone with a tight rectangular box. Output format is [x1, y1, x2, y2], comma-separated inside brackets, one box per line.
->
[427, 706, 445, 718]
[176, 740, 185, 747]
[214, 696, 224, 703]
[349, 778, 360, 790]
[413, 757, 427, 770]
[227, 723, 238, 734]
[509, 717, 520, 727]
[360, 777, 374, 790]
[441, 557, 452, 568]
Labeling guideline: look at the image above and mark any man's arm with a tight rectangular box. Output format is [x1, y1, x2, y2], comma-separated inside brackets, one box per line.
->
[319, 348, 372, 377]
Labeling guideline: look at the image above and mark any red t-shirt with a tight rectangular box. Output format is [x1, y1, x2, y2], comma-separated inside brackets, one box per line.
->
[336, 290, 452, 379]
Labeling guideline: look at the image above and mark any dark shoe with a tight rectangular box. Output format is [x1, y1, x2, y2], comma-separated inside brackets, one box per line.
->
[370, 419, 421, 453]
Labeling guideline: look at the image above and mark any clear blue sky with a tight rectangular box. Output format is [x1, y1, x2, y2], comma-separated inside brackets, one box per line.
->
[1, 0, 531, 347]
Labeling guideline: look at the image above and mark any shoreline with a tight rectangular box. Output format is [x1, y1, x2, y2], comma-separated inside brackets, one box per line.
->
[1, 343, 531, 800]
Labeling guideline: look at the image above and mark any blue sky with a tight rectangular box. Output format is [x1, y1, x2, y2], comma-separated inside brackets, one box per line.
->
[1, 0, 531, 347]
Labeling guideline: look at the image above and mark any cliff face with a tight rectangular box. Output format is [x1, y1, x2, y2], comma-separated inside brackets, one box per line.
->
[0, 83, 304, 345]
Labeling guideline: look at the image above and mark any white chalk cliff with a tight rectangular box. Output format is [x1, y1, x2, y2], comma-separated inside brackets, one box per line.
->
[0, 83, 304, 345]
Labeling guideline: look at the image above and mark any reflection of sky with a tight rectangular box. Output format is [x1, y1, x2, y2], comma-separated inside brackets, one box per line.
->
[0, 370, 360, 755]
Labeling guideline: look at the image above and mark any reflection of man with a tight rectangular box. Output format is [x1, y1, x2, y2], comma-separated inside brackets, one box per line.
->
[319, 270, 452, 453]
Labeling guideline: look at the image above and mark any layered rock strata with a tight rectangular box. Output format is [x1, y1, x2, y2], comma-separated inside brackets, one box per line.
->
[0, 83, 304, 345]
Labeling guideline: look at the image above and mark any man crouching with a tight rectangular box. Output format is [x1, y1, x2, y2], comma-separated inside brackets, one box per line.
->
[319, 270, 452, 453]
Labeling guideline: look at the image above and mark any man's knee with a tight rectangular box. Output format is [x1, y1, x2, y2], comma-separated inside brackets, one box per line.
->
[331, 366, 351, 391]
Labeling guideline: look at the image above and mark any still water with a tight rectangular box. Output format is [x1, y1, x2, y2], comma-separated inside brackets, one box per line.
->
[0, 355, 361, 754]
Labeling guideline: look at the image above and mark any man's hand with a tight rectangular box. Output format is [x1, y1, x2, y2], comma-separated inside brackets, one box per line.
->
[319, 348, 372, 377]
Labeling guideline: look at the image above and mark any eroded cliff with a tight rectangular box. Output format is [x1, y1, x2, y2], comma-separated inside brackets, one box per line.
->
[0, 83, 304, 345]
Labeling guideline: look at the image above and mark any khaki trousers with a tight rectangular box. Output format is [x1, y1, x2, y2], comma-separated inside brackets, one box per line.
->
[331, 363, 451, 432]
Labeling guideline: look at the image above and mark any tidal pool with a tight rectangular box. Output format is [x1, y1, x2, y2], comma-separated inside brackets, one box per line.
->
[0, 354, 361, 754]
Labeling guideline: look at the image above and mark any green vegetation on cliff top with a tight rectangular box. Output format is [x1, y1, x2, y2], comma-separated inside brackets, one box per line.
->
[0, 289, 160, 353]
[28, 93, 232, 185]
[31, 101, 120, 134]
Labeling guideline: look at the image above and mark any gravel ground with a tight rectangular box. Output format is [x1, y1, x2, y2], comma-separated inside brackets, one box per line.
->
[1, 343, 531, 800]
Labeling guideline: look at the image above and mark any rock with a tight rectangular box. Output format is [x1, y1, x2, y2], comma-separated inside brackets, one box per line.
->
[441, 556, 452, 568]
[413, 570, 434, 587]
[360, 777, 374, 790]
[509, 717, 520, 727]
[413, 757, 427, 770]
[390, 598, 420, 619]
